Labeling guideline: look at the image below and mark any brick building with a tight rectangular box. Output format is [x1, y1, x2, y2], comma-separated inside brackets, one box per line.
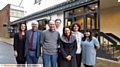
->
[0, 4, 10, 38]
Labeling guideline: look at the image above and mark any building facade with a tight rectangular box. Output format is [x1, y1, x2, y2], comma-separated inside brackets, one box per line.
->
[0, 4, 24, 37]
[0, 4, 10, 37]
[10, 0, 120, 61]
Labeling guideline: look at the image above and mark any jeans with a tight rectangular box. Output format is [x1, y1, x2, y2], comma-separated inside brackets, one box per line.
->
[26, 51, 38, 64]
[42, 54, 58, 67]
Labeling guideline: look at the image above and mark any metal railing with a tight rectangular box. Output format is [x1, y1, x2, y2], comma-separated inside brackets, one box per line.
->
[99, 32, 117, 57]
[106, 33, 120, 42]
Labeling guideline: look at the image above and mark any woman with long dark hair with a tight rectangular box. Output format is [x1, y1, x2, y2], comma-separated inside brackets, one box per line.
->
[13, 23, 27, 64]
[81, 29, 100, 67]
[71, 22, 83, 67]
[59, 26, 77, 67]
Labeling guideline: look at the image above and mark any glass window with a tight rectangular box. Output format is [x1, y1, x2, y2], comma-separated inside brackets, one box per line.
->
[75, 16, 84, 30]
[74, 7, 84, 15]
[86, 13, 98, 29]
[65, 18, 72, 27]
[65, 10, 73, 18]
[38, 20, 46, 30]
[85, 3, 98, 13]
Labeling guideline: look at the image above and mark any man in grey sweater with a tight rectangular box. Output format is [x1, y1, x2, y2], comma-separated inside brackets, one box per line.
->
[40, 20, 60, 67]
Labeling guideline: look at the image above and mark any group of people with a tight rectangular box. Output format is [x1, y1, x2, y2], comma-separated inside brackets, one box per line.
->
[13, 19, 100, 67]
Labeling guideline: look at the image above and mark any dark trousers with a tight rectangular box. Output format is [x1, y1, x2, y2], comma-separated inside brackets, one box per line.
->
[26, 51, 38, 64]
[57, 48, 60, 67]
[76, 54, 82, 67]
[84, 64, 93, 67]
[16, 59, 25, 64]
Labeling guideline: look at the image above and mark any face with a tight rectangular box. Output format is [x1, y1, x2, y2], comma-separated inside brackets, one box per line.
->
[49, 21, 55, 31]
[21, 24, 26, 31]
[32, 22, 38, 30]
[73, 24, 79, 32]
[64, 28, 70, 36]
[55, 20, 61, 28]
[84, 31, 90, 37]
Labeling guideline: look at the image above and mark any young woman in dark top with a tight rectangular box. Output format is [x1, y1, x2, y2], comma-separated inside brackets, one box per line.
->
[13, 23, 27, 64]
[59, 26, 77, 67]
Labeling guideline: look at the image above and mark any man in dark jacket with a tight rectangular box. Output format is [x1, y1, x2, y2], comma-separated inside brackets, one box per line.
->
[25, 21, 42, 64]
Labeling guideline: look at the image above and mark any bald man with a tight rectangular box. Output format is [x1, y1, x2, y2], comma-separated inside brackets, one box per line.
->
[40, 20, 60, 67]
[25, 21, 42, 64]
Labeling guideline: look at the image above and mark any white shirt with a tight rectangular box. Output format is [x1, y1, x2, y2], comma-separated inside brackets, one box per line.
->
[72, 31, 84, 54]
[56, 27, 63, 36]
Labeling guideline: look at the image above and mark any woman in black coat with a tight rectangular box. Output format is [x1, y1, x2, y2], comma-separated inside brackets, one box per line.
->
[13, 23, 27, 64]
[59, 26, 77, 67]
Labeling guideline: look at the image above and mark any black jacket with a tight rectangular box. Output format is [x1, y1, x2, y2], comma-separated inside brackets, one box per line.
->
[59, 35, 77, 67]
[13, 33, 26, 61]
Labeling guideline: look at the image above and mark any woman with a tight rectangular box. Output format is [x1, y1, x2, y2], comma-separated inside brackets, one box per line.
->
[59, 26, 77, 67]
[13, 23, 27, 64]
[81, 29, 100, 67]
[71, 22, 83, 67]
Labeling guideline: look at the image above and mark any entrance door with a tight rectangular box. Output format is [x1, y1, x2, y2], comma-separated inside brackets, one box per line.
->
[86, 13, 98, 30]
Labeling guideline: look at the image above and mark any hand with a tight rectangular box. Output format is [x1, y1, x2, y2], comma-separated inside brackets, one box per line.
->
[14, 50, 18, 57]
[66, 55, 72, 61]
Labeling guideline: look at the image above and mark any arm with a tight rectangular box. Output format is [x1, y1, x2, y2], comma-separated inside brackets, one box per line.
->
[57, 33, 60, 48]
[96, 46, 100, 50]
[40, 31, 45, 46]
[13, 33, 18, 57]
[60, 40, 68, 59]
[94, 37, 100, 50]
[13, 33, 17, 50]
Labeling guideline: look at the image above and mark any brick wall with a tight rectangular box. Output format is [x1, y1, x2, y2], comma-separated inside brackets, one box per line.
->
[0, 4, 10, 38]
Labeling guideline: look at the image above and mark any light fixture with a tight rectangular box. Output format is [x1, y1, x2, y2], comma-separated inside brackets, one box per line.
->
[78, 9, 81, 12]
[67, 21, 71, 26]
[118, 0, 120, 2]
[95, 5, 98, 8]
[91, 7, 95, 10]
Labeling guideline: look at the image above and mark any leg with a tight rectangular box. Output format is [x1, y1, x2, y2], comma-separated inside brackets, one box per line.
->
[51, 54, 58, 67]
[26, 51, 33, 64]
[33, 55, 38, 64]
[42, 54, 50, 67]
[76, 54, 82, 67]
[16, 58, 21, 64]
[57, 48, 60, 67]
[84, 64, 93, 67]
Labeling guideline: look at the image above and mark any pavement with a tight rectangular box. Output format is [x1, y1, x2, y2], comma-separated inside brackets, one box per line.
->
[0, 37, 120, 67]
[0, 37, 13, 45]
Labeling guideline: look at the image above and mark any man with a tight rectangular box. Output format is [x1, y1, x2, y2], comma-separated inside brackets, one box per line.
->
[55, 19, 62, 36]
[25, 21, 42, 64]
[55, 19, 62, 67]
[40, 20, 60, 67]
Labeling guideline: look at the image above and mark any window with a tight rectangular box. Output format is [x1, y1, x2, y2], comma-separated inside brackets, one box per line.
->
[34, 0, 42, 4]
[65, 10, 73, 18]
[74, 7, 84, 15]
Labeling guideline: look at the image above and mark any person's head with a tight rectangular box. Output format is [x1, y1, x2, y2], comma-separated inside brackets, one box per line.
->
[84, 29, 92, 37]
[82, 29, 92, 41]
[63, 26, 71, 36]
[19, 23, 27, 32]
[48, 20, 56, 31]
[55, 19, 61, 28]
[71, 22, 81, 32]
[31, 21, 38, 31]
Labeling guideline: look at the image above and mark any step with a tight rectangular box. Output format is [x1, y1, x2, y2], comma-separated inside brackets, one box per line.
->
[101, 44, 114, 49]
[116, 56, 120, 61]
[111, 50, 120, 57]
[108, 47, 116, 53]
